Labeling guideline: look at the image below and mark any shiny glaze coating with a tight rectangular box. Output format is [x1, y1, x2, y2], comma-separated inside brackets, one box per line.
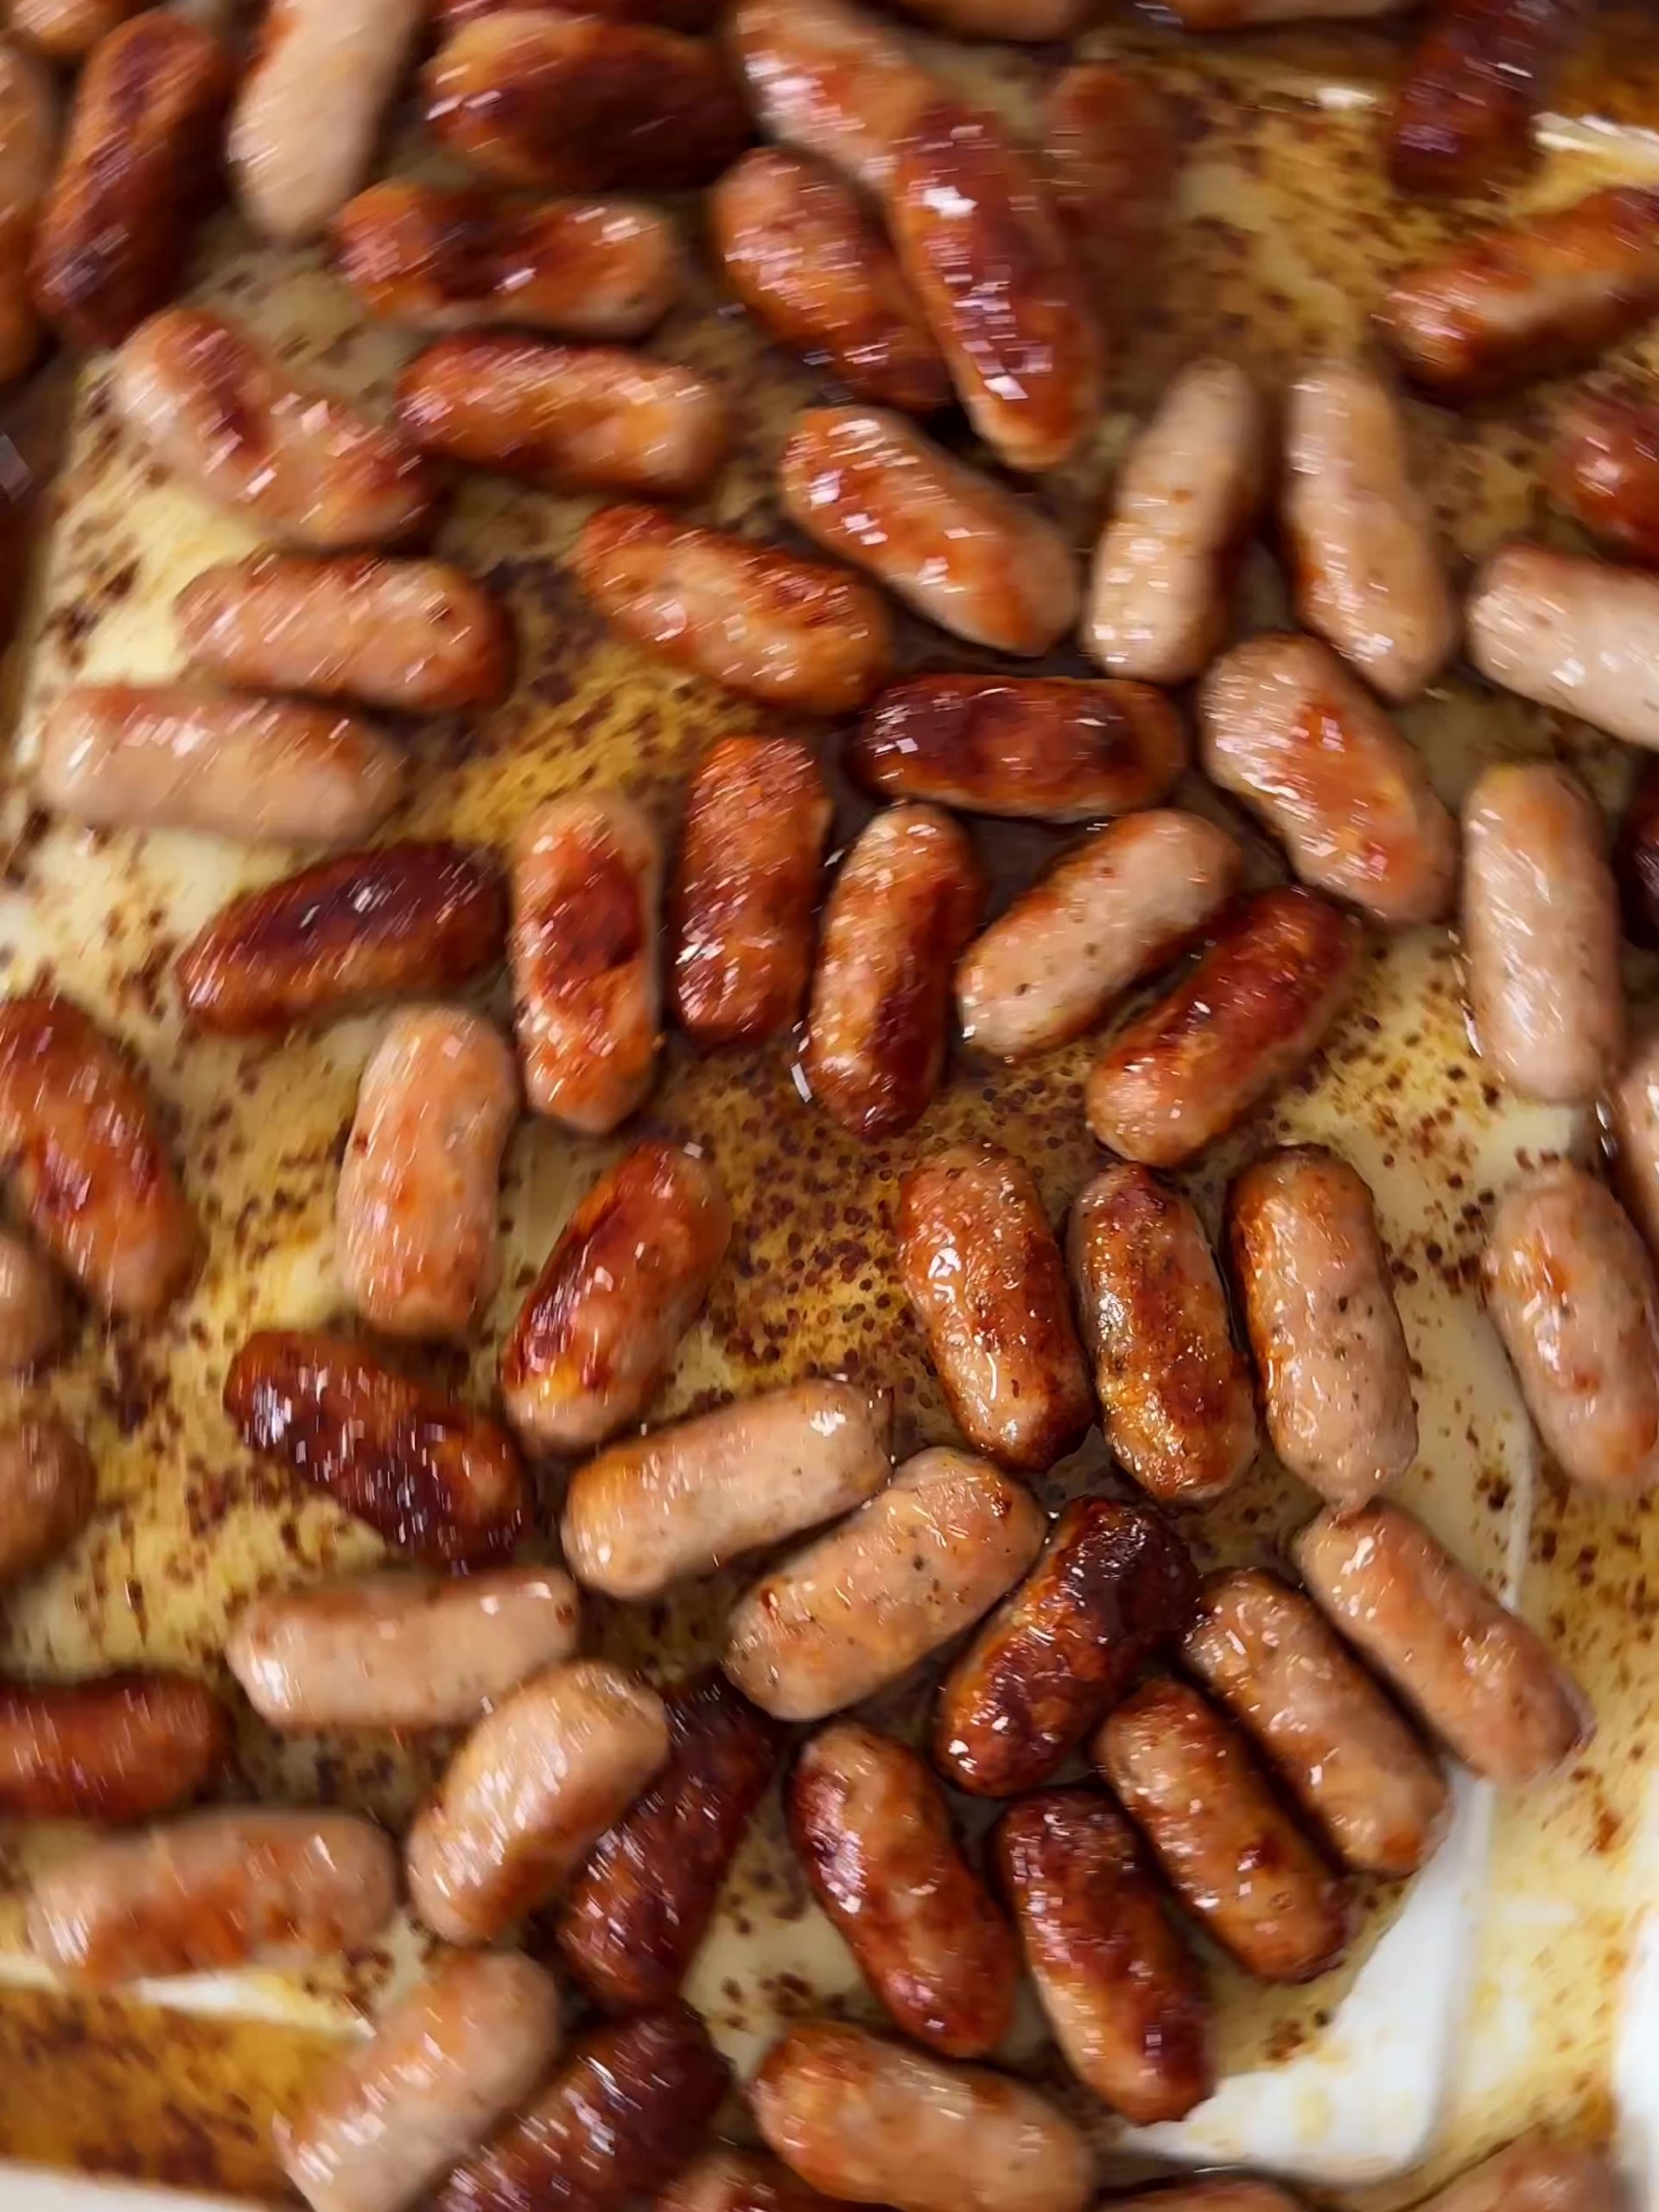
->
[1389, 0, 1586, 196]
[1469, 542, 1659, 753]
[730, 0, 937, 197]
[1609, 1020, 1659, 1259]
[1550, 387, 1659, 564]
[0, 1231, 64, 1374]
[0, 1415, 93, 1586]
[0, 39, 56, 387]
[1041, 63, 1176, 309]
[1414, 2133, 1623, 2212]
[0, 1671, 228, 1823]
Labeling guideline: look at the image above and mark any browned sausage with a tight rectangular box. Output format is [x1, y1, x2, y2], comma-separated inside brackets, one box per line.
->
[995, 1789, 1212, 2124]
[0, 38, 55, 389]
[557, 1674, 780, 2008]
[1550, 387, 1659, 566]
[787, 1719, 1018, 2057]
[1068, 1165, 1257, 1506]
[849, 677, 1186, 826]
[1096, 1677, 1351, 1983]
[658, 2151, 845, 2212]
[0, 1671, 228, 1823]
[0, 995, 199, 1320]
[1470, 543, 1659, 753]
[1040, 64, 1176, 310]
[0, 1234, 65, 1375]
[884, 0, 1082, 38]
[1085, 887, 1363, 1167]
[175, 845, 507, 1037]
[803, 804, 984, 1141]
[935, 1497, 1198, 1799]
[424, 13, 749, 192]
[224, 1328, 529, 1565]
[898, 1143, 1090, 1472]
[1165, 0, 1406, 17]
[1389, 0, 1586, 197]
[499, 1139, 731, 1452]
[730, 0, 938, 199]
[574, 504, 893, 714]
[9, 0, 141, 61]
[1610, 1020, 1659, 1259]
[1414, 2134, 1623, 2212]
[0, 1416, 93, 1586]
[710, 150, 948, 416]
[30, 14, 231, 349]
[434, 0, 722, 31]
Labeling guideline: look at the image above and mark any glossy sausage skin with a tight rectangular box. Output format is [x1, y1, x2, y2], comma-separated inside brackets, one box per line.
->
[850, 678, 1186, 826]
[0, 1672, 228, 1823]
[1461, 760, 1624, 1103]
[898, 1143, 1091, 1471]
[510, 789, 662, 1134]
[957, 812, 1240, 1061]
[561, 1379, 893, 1599]
[175, 846, 507, 1036]
[111, 308, 435, 550]
[557, 1674, 780, 2008]
[432, 0, 722, 30]
[424, 13, 749, 191]
[9, 0, 141, 60]
[724, 1447, 1046, 1722]
[803, 804, 984, 1141]
[0, 40, 56, 388]
[780, 407, 1080, 658]
[0, 1416, 94, 1586]
[276, 1952, 564, 2212]
[336, 1008, 520, 1342]
[30, 14, 230, 349]
[176, 555, 512, 713]
[935, 1497, 1198, 1798]
[1609, 1021, 1659, 1259]
[658, 2151, 846, 2212]
[26, 1808, 398, 1986]
[575, 505, 892, 713]
[730, 0, 935, 198]
[1483, 1162, 1659, 1499]
[228, 1567, 581, 1734]
[1084, 888, 1363, 1167]
[334, 181, 682, 340]
[0, 1232, 66, 1374]
[1184, 1567, 1448, 1878]
[407, 1659, 670, 1943]
[995, 1790, 1212, 2125]
[1294, 1502, 1591, 1786]
[1551, 388, 1659, 565]
[397, 335, 726, 499]
[224, 1329, 529, 1566]
[1230, 1147, 1418, 1510]
[1097, 1678, 1351, 1983]
[787, 1719, 1019, 2056]
[499, 1140, 731, 1452]
[1041, 64, 1176, 309]
[710, 150, 948, 416]
[751, 2022, 1094, 2212]
[1415, 2134, 1623, 2212]
[0, 995, 199, 1319]
[1469, 543, 1659, 753]
[1389, 0, 1585, 196]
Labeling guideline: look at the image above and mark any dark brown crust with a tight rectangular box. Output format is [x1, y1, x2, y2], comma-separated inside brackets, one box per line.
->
[1552, 386, 1659, 566]
[1041, 63, 1175, 306]
[1389, 0, 1586, 197]
[0, 1672, 229, 1822]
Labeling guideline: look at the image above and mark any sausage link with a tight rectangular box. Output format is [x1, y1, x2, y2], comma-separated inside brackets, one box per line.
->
[670, 734, 830, 1049]
[731, 0, 937, 197]
[887, 101, 1099, 474]
[556, 1673, 780, 2008]
[224, 1328, 529, 1566]
[1084, 887, 1363, 1167]
[408, 1658, 670, 1943]
[1461, 759, 1624, 1103]
[995, 1789, 1212, 2124]
[658, 2152, 844, 2212]
[433, 2005, 729, 2212]
[1550, 387, 1659, 565]
[175, 845, 506, 1037]
[0, 39, 55, 388]
[787, 1719, 1019, 2056]
[1294, 1501, 1592, 1786]
[1469, 543, 1659, 753]
[499, 1139, 731, 1453]
[510, 788, 662, 1134]
[710, 151, 948, 416]
[723, 1446, 1045, 1722]
[1096, 1677, 1351, 1983]
[1106, 2190, 1302, 2212]
[1609, 1020, 1659, 1258]
[30, 14, 230, 350]
[26, 1808, 398, 1985]
[885, 0, 1080, 37]
[575, 504, 893, 714]
[898, 1143, 1091, 1472]
[277, 1952, 564, 2212]
[1381, 187, 1659, 399]
[1230, 1146, 1417, 1510]
[1415, 2135, 1622, 2212]
[1041, 64, 1176, 310]
[334, 180, 682, 340]
[561, 1380, 893, 1599]
[0, 995, 199, 1319]
[1483, 1162, 1659, 1499]
[1085, 358, 1266, 684]
[849, 677, 1185, 825]
[176, 555, 512, 714]
[0, 1414, 93, 1586]
[1389, 0, 1585, 197]
[803, 804, 984, 1141]
[111, 308, 436, 550]
[0, 1671, 228, 1822]
[1163, 0, 1406, 18]
[935, 1496, 1198, 1798]
[1183, 1567, 1448, 1877]
[780, 406, 1080, 657]
[228, 1567, 581, 1733]
[9, 0, 140, 60]
[424, 13, 749, 191]
[752, 2021, 1093, 2212]
[957, 812, 1238, 1061]
[0, 1233, 66, 1374]
[432, 0, 722, 31]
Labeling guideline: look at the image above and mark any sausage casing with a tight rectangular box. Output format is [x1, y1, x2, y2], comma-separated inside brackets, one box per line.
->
[1609, 1020, 1659, 1259]
[0, 1671, 228, 1823]
[0, 1233, 64, 1375]
[1550, 387, 1659, 565]
[0, 39, 55, 388]
[0, 1416, 93, 1587]
[9, 0, 140, 61]
[1041, 64, 1175, 309]
[1389, 0, 1584, 197]
[1469, 543, 1659, 754]
[658, 2151, 845, 2212]
[730, 0, 936, 198]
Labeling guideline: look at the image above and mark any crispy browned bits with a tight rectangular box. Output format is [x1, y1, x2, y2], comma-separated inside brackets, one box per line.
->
[0, 1416, 94, 1587]
[223, 1328, 529, 1565]
[935, 1497, 1198, 1798]
[1389, 0, 1586, 197]
[1040, 63, 1176, 310]
[0, 1672, 229, 1823]
[1551, 386, 1659, 566]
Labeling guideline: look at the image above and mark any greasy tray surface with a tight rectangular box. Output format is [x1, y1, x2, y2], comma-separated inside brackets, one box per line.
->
[2, 4, 1659, 2199]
